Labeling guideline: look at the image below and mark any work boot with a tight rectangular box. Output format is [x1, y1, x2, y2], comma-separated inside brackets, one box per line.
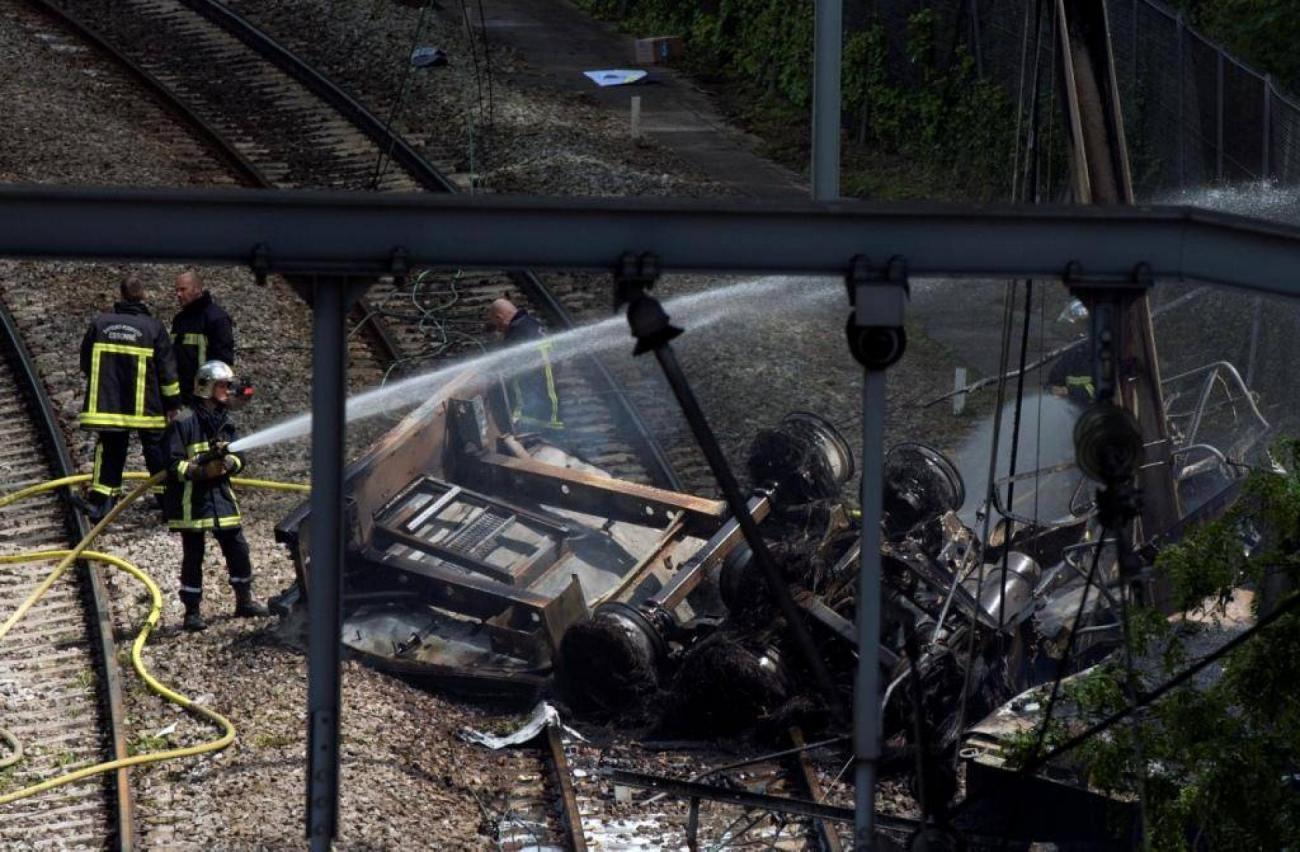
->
[182, 602, 207, 633]
[71, 493, 114, 524]
[233, 585, 269, 618]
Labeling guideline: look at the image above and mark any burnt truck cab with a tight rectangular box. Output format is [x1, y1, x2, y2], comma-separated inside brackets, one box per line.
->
[274, 368, 786, 696]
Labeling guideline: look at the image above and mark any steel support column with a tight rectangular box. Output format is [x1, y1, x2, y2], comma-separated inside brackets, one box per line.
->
[849, 266, 908, 849]
[812, 0, 842, 200]
[306, 280, 349, 851]
[855, 369, 886, 849]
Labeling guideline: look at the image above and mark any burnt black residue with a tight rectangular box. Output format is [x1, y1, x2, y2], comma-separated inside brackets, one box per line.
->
[555, 617, 660, 723]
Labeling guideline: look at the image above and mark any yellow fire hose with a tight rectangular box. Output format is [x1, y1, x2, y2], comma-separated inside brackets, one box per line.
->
[0, 468, 309, 804]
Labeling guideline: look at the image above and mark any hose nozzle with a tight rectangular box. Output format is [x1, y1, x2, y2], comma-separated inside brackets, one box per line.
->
[193, 441, 230, 466]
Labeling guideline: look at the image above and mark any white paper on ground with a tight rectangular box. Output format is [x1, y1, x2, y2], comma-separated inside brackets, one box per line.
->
[583, 69, 648, 87]
[460, 701, 585, 749]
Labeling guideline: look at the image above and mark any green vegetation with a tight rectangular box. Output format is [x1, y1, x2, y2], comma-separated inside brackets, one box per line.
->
[574, 0, 1016, 200]
[0, 766, 16, 795]
[251, 731, 296, 750]
[1174, 0, 1300, 91]
[127, 731, 171, 756]
[1007, 439, 1300, 848]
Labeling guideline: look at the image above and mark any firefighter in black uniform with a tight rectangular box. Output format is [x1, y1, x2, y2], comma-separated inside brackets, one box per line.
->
[78, 276, 181, 521]
[164, 360, 266, 632]
[485, 298, 563, 431]
[171, 270, 235, 406]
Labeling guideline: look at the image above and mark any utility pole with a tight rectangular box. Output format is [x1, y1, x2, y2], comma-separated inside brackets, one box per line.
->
[812, 0, 842, 201]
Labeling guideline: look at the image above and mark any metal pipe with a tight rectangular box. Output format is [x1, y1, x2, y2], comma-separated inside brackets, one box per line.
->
[1263, 75, 1273, 179]
[306, 281, 348, 850]
[1216, 51, 1225, 181]
[648, 342, 840, 710]
[855, 368, 886, 849]
[812, 0, 842, 200]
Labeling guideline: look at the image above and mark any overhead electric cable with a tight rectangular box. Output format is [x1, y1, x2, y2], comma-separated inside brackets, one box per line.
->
[370, 0, 436, 190]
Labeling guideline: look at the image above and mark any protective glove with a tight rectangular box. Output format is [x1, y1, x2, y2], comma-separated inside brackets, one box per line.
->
[201, 459, 226, 480]
[222, 454, 239, 474]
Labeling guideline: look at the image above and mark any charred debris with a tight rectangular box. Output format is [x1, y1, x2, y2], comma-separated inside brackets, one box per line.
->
[268, 295, 1272, 845]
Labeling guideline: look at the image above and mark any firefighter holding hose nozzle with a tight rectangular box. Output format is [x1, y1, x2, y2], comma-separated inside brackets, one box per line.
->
[164, 360, 265, 632]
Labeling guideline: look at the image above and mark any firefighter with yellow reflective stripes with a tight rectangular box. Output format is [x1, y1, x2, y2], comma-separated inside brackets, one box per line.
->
[486, 298, 564, 432]
[171, 270, 235, 407]
[163, 360, 265, 632]
[77, 276, 182, 521]
[1047, 340, 1096, 406]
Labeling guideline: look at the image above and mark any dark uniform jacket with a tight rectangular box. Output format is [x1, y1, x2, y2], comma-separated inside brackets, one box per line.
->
[79, 302, 181, 430]
[163, 404, 246, 531]
[504, 309, 563, 429]
[1047, 343, 1095, 405]
[171, 291, 235, 400]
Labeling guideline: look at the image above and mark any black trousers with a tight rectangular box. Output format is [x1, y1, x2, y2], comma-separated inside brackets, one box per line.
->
[89, 428, 168, 502]
[178, 527, 252, 605]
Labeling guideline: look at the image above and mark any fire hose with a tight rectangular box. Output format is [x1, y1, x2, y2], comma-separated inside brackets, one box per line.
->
[0, 462, 310, 804]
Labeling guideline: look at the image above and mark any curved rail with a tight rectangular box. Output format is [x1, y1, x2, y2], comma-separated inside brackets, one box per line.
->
[0, 302, 135, 848]
[34, 0, 679, 492]
[175, 0, 681, 490]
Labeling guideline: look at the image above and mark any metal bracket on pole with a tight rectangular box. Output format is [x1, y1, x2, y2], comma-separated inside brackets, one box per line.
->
[389, 246, 410, 291]
[251, 243, 270, 287]
[845, 255, 908, 851]
[1063, 261, 1152, 405]
[614, 251, 661, 310]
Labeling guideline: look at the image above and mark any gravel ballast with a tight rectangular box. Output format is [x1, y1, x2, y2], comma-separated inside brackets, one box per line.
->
[0, 0, 979, 847]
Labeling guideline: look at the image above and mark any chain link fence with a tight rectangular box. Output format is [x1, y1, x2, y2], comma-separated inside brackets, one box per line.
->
[877, 0, 1300, 199]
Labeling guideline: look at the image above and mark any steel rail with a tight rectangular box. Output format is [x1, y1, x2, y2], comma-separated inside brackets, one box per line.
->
[172, 0, 681, 491]
[30, 0, 677, 491]
[543, 725, 588, 851]
[0, 301, 136, 850]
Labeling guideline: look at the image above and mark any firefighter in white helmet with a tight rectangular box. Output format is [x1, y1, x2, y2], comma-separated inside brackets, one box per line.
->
[163, 360, 265, 632]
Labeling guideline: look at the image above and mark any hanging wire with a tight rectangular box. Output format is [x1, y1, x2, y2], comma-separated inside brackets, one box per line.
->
[1113, 532, 1154, 850]
[950, 279, 1018, 766]
[459, 0, 486, 121]
[477, 0, 495, 127]
[370, 0, 436, 190]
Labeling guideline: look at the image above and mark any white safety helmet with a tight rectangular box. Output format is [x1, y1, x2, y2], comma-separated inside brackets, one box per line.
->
[194, 360, 235, 399]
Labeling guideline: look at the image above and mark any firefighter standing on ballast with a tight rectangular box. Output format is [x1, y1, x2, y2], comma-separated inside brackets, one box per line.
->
[77, 276, 181, 521]
[485, 298, 564, 432]
[171, 270, 235, 406]
[164, 360, 267, 632]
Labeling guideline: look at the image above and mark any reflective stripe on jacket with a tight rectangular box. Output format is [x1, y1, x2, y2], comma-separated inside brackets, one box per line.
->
[79, 302, 180, 430]
[171, 291, 235, 399]
[163, 406, 245, 531]
[504, 311, 563, 430]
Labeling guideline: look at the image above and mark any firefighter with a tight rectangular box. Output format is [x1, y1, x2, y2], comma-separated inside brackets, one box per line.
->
[77, 275, 181, 521]
[485, 298, 563, 431]
[1047, 342, 1096, 406]
[171, 270, 235, 406]
[164, 360, 266, 632]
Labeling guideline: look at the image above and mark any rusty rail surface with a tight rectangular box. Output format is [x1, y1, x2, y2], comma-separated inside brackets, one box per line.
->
[0, 301, 135, 849]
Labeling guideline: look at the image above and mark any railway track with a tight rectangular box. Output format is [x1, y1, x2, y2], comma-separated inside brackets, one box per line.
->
[7, 0, 715, 847]
[36, 0, 681, 492]
[0, 301, 133, 847]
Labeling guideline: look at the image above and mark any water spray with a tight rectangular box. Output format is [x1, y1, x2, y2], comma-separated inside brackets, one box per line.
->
[229, 275, 840, 454]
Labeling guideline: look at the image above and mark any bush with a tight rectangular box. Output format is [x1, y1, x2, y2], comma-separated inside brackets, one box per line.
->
[572, 1, 1015, 198]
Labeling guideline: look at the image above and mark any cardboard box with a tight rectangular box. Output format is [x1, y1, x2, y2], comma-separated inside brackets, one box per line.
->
[635, 35, 684, 66]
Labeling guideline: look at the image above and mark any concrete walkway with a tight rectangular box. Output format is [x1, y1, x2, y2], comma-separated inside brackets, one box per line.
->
[469, 0, 807, 201]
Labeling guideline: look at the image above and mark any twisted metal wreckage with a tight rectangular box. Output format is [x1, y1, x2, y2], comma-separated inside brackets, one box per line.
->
[4, 190, 1295, 850]
[3, 10, 1300, 837]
